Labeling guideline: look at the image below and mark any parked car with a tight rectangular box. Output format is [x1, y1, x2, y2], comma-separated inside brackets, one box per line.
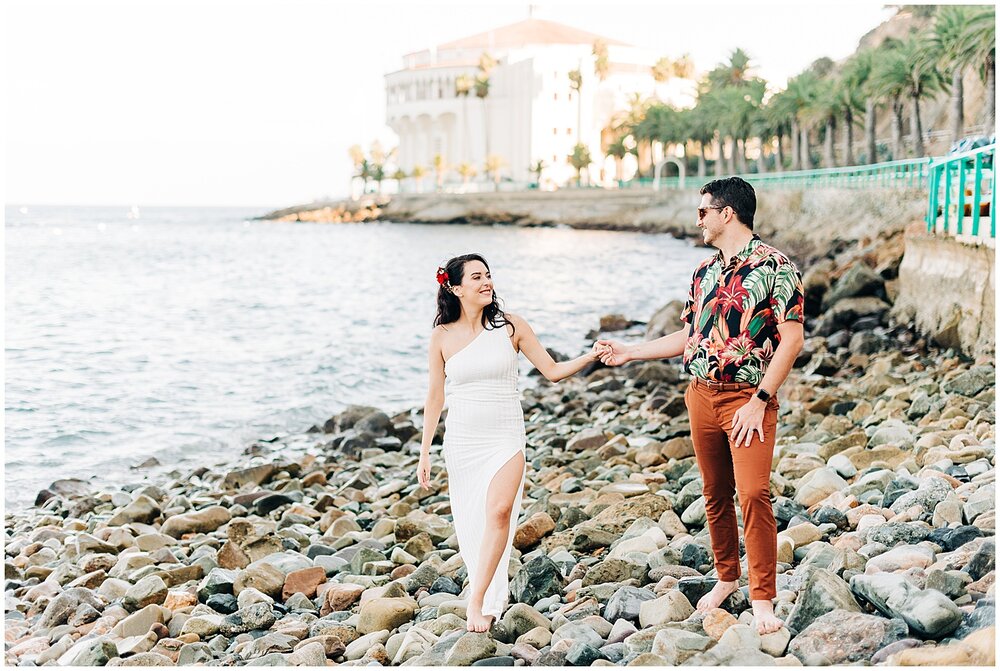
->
[948, 134, 995, 168]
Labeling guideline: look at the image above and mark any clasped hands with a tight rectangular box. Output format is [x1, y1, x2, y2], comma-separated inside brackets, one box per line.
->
[591, 338, 766, 448]
[592, 339, 629, 366]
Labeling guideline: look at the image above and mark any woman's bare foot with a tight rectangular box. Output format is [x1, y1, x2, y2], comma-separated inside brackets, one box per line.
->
[696, 579, 739, 611]
[752, 599, 784, 635]
[466, 602, 494, 633]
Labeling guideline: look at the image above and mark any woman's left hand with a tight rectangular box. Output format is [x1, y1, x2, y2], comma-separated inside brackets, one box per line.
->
[590, 342, 611, 361]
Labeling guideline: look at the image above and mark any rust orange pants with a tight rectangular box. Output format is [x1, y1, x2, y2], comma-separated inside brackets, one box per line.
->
[685, 378, 778, 601]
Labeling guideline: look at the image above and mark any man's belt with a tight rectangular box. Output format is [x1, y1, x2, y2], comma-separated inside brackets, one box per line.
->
[693, 377, 756, 392]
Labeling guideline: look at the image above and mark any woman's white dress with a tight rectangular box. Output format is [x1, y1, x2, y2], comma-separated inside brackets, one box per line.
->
[443, 324, 526, 619]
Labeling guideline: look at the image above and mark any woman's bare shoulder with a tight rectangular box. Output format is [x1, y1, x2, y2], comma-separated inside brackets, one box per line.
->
[430, 324, 450, 343]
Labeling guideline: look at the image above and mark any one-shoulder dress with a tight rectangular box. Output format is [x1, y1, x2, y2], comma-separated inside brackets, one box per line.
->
[443, 324, 526, 619]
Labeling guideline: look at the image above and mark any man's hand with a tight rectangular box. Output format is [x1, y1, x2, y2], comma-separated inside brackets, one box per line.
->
[589, 342, 612, 361]
[731, 397, 766, 447]
[596, 339, 630, 367]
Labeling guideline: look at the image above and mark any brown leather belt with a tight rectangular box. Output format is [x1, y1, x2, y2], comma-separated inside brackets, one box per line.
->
[693, 377, 756, 392]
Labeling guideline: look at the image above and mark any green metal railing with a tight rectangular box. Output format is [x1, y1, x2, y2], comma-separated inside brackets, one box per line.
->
[622, 156, 934, 191]
[743, 157, 932, 189]
[926, 144, 995, 240]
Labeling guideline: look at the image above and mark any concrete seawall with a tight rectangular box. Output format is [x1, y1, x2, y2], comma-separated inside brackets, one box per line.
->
[893, 234, 996, 357]
[380, 188, 929, 266]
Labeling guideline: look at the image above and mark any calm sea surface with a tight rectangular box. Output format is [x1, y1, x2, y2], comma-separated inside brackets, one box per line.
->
[5, 206, 708, 509]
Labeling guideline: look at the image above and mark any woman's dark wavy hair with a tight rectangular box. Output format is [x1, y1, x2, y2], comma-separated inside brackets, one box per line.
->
[434, 253, 514, 332]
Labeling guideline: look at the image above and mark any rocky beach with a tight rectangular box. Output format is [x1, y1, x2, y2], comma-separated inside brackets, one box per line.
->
[5, 225, 995, 667]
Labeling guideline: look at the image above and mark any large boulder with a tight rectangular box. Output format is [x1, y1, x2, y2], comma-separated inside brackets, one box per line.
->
[850, 573, 964, 639]
[645, 301, 685, 340]
[821, 262, 886, 310]
[786, 568, 862, 633]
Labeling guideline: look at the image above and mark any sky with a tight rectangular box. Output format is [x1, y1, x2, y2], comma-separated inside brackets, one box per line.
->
[5, 0, 903, 208]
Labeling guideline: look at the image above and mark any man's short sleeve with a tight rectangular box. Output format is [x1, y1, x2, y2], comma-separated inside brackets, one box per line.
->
[771, 259, 805, 324]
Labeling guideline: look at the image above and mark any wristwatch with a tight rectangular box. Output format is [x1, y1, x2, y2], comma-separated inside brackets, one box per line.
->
[755, 388, 772, 403]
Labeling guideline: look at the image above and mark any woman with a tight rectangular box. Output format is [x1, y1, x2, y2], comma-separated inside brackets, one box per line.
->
[417, 253, 607, 632]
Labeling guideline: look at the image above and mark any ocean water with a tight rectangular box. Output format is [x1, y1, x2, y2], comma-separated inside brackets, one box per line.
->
[4, 205, 708, 509]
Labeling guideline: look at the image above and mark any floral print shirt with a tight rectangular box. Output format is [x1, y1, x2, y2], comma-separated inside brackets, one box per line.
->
[680, 235, 805, 384]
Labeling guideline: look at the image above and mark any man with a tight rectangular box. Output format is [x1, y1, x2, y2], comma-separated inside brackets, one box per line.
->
[599, 176, 805, 635]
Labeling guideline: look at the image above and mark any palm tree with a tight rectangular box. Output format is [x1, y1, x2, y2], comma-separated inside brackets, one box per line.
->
[836, 52, 871, 166]
[476, 54, 496, 156]
[372, 164, 386, 195]
[606, 137, 629, 184]
[732, 79, 766, 172]
[484, 155, 504, 190]
[836, 50, 878, 164]
[529, 159, 546, 188]
[621, 93, 651, 175]
[692, 89, 727, 177]
[783, 72, 820, 169]
[928, 5, 980, 144]
[348, 144, 366, 192]
[871, 37, 944, 157]
[478, 52, 497, 75]
[368, 141, 386, 194]
[960, 6, 996, 128]
[456, 162, 476, 188]
[432, 154, 446, 191]
[763, 90, 796, 172]
[681, 106, 712, 176]
[707, 48, 753, 89]
[698, 49, 761, 174]
[672, 54, 695, 80]
[652, 57, 672, 84]
[868, 41, 908, 160]
[593, 40, 609, 81]
[651, 54, 694, 85]
[569, 68, 583, 143]
[411, 165, 426, 193]
[475, 72, 491, 158]
[643, 102, 683, 166]
[803, 79, 840, 168]
[569, 143, 592, 186]
[455, 74, 474, 164]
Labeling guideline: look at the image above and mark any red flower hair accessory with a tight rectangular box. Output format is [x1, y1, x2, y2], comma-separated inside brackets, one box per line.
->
[436, 267, 450, 286]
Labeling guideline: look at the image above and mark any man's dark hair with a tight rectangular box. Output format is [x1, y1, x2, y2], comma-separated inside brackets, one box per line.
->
[700, 177, 756, 230]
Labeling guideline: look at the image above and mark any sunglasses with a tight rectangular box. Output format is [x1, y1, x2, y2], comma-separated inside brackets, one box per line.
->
[698, 206, 726, 220]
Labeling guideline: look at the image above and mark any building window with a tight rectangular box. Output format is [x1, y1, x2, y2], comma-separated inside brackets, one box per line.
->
[566, 128, 572, 135]
[554, 93, 558, 101]
[553, 128, 558, 135]
[553, 155, 557, 162]
[568, 93, 573, 102]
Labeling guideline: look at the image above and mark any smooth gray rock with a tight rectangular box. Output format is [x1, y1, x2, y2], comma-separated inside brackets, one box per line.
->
[786, 568, 862, 633]
[850, 573, 963, 638]
[788, 609, 908, 664]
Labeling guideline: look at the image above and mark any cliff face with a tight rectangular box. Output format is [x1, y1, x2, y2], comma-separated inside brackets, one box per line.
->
[853, 7, 993, 158]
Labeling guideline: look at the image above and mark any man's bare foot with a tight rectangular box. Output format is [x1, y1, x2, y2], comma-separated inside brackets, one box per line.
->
[752, 599, 784, 635]
[466, 602, 494, 633]
[696, 580, 739, 612]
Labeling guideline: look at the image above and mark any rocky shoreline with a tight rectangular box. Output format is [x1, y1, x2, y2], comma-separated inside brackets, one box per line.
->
[5, 229, 995, 666]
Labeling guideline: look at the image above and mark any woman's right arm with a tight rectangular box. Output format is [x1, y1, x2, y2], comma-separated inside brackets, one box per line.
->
[418, 329, 446, 488]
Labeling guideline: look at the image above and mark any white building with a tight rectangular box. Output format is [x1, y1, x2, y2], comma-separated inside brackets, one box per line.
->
[384, 17, 695, 189]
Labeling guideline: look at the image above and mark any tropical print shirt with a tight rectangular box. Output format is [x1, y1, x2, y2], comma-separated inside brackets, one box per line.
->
[680, 234, 805, 384]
